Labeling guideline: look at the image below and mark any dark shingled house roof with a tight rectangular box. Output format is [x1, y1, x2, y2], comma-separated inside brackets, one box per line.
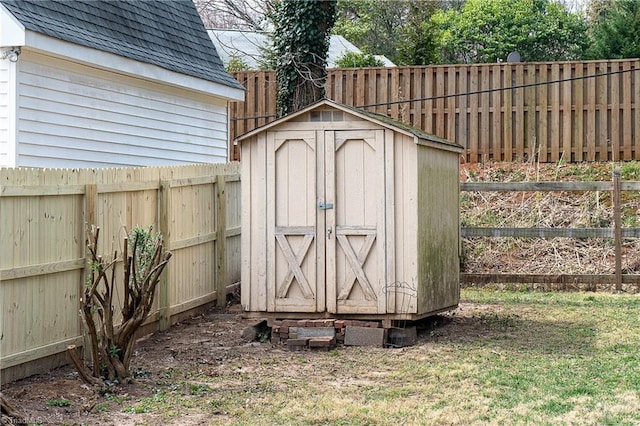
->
[1, 0, 243, 90]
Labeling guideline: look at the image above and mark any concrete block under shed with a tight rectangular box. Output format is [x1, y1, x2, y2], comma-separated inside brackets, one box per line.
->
[290, 327, 336, 339]
[309, 336, 336, 351]
[286, 337, 310, 351]
[344, 326, 387, 347]
[387, 326, 417, 348]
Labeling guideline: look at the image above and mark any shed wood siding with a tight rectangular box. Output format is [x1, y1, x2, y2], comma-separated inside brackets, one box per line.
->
[16, 51, 229, 168]
[417, 146, 460, 313]
[392, 132, 419, 314]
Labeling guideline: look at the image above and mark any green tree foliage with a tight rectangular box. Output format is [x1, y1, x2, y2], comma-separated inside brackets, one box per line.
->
[333, 0, 448, 65]
[435, 0, 588, 63]
[585, 0, 640, 59]
[396, 1, 443, 65]
[273, 0, 337, 117]
[333, 0, 403, 63]
[335, 52, 384, 68]
[226, 52, 250, 72]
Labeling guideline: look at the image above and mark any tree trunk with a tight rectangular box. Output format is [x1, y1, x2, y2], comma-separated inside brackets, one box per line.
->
[0, 393, 25, 424]
[67, 345, 104, 386]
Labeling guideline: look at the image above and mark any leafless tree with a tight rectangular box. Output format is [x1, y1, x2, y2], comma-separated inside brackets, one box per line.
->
[193, 0, 275, 30]
[67, 225, 171, 386]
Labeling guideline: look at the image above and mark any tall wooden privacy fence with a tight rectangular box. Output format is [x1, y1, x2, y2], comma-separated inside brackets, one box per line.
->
[231, 59, 640, 163]
[0, 163, 241, 384]
[460, 170, 640, 289]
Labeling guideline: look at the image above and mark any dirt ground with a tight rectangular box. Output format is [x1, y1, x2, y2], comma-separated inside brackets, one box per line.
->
[0, 303, 253, 425]
[0, 302, 454, 425]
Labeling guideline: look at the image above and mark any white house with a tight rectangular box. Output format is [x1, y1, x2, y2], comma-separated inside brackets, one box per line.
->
[0, 0, 244, 168]
[208, 29, 396, 69]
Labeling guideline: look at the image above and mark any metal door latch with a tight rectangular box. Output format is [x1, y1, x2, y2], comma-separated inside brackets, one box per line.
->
[318, 202, 334, 210]
[327, 227, 333, 239]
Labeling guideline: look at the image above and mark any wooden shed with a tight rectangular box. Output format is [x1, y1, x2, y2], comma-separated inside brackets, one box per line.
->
[238, 99, 463, 325]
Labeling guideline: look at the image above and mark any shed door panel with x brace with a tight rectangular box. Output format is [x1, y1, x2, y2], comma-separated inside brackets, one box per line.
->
[326, 130, 386, 314]
[266, 130, 324, 312]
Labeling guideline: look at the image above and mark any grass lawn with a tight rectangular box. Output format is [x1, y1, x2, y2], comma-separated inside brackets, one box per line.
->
[6, 289, 640, 425]
[203, 289, 640, 426]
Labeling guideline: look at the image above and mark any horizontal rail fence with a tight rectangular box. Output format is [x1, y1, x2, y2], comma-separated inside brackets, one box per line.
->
[0, 163, 241, 383]
[231, 59, 640, 163]
[460, 170, 640, 289]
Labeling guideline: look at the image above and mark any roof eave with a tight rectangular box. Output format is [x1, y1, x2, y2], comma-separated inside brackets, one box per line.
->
[414, 136, 465, 154]
[25, 31, 245, 101]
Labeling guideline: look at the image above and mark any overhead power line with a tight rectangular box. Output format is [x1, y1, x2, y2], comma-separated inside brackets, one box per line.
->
[231, 65, 639, 121]
[356, 65, 639, 109]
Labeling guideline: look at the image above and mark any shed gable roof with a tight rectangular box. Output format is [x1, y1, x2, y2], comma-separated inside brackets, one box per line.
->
[1, 0, 243, 90]
[236, 99, 463, 153]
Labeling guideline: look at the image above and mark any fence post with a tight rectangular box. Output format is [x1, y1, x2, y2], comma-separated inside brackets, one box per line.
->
[158, 180, 171, 330]
[613, 168, 622, 291]
[216, 176, 228, 307]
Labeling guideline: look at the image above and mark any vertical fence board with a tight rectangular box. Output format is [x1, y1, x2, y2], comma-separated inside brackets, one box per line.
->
[158, 179, 171, 331]
[356, 68, 365, 109]
[562, 63, 573, 161]
[469, 66, 479, 163]
[346, 69, 355, 109]
[459, 68, 469, 161]
[402, 67, 411, 124]
[436, 67, 445, 137]
[550, 63, 561, 162]
[412, 67, 423, 131]
[247, 73, 256, 131]
[539, 65, 549, 162]
[587, 62, 597, 160]
[623, 61, 633, 160]
[574, 65, 584, 161]
[378, 69, 388, 117]
[514, 65, 524, 160]
[216, 177, 227, 307]
[447, 66, 456, 140]
[503, 65, 513, 162]
[366, 68, 376, 112]
[611, 62, 621, 161]
[390, 67, 400, 119]
[481, 65, 491, 162]
[598, 62, 609, 161]
[526, 65, 537, 160]
[425, 67, 434, 135]
[636, 60, 640, 160]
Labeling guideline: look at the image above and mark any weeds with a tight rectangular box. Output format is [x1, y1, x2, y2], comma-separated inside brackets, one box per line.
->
[461, 162, 640, 281]
[47, 398, 71, 407]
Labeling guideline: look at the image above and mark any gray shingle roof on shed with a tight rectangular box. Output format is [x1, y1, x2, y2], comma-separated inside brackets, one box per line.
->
[1, 0, 243, 90]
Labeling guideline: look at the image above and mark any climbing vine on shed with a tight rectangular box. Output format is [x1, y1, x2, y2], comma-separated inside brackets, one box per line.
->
[272, 0, 337, 117]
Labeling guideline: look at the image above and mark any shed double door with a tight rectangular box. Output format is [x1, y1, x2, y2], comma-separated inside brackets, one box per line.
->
[267, 129, 389, 314]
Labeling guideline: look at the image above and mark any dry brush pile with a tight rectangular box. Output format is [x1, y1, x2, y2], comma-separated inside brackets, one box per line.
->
[460, 161, 640, 291]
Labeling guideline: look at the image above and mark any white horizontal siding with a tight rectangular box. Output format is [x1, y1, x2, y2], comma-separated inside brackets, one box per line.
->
[0, 58, 17, 168]
[0, 61, 11, 166]
[16, 52, 230, 168]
